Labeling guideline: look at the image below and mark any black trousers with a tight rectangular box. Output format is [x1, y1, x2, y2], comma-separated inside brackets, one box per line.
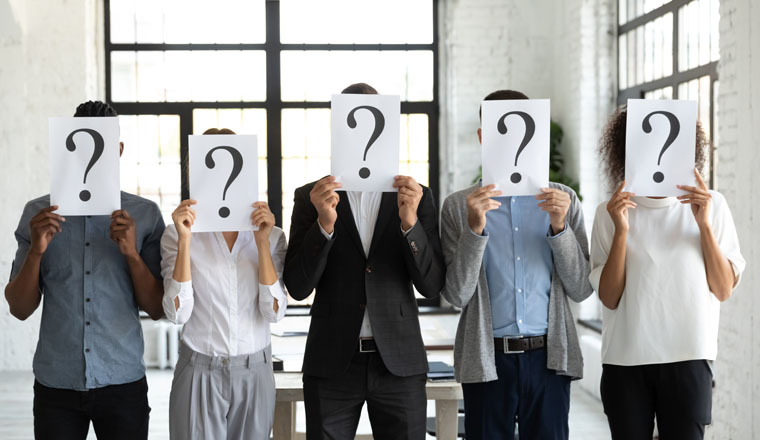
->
[601, 360, 713, 440]
[303, 351, 427, 440]
[462, 347, 571, 440]
[33, 376, 150, 440]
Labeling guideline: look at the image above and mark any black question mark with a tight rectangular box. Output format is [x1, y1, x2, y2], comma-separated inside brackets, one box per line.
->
[205, 146, 243, 218]
[66, 128, 105, 202]
[347, 106, 385, 179]
[642, 111, 680, 183]
[497, 111, 535, 184]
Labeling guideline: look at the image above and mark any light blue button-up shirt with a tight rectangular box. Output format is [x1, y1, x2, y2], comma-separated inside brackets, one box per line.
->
[10, 192, 165, 390]
[483, 195, 562, 337]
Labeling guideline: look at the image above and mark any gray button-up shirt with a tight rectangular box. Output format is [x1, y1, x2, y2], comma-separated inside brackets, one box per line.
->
[10, 192, 165, 390]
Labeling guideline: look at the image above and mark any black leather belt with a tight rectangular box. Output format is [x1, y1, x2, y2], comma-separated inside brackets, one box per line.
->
[358, 338, 378, 353]
[494, 335, 546, 354]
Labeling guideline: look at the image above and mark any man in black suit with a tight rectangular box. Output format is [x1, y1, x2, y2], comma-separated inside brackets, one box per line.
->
[284, 83, 446, 440]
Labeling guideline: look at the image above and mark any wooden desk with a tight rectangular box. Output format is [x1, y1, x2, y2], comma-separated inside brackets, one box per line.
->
[273, 372, 462, 440]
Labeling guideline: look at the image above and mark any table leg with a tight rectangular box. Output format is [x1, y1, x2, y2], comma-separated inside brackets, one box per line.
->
[435, 399, 459, 440]
[273, 401, 296, 440]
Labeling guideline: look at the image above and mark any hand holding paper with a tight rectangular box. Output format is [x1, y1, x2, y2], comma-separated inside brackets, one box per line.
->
[393, 175, 423, 230]
[677, 169, 712, 228]
[466, 185, 503, 235]
[310, 176, 341, 235]
[536, 187, 571, 234]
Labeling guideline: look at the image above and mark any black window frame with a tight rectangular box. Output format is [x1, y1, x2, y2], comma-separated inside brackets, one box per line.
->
[104, 0, 441, 307]
[617, 0, 718, 184]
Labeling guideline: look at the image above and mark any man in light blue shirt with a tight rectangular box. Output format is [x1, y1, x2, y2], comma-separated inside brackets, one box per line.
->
[5, 101, 165, 440]
[440, 90, 593, 440]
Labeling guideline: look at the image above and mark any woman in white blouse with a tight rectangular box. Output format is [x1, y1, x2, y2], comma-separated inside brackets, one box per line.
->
[160, 128, 288, 440]
[590, 111, 745, 440]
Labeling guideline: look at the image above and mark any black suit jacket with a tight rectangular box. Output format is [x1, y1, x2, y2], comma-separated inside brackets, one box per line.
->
[284, 183, 446, 378]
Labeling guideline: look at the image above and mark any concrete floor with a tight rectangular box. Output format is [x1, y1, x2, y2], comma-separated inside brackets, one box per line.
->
[0, 369, 611, 439]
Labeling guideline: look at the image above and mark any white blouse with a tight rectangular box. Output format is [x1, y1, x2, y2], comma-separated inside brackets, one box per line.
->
[589, 192, 745, 366]
[160, 225, 288, 357]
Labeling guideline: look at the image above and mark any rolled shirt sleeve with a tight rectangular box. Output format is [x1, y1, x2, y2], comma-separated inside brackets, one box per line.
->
[257, 229, 289, 323]
[159, 224, 195, 324]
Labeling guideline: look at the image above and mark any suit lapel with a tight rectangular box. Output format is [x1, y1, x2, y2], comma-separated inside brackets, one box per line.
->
[367, 192, 397, 260]
[337, 191, 366, 258]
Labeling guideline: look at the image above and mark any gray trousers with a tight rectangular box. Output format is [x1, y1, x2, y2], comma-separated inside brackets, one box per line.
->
[169, 342, 276, 440]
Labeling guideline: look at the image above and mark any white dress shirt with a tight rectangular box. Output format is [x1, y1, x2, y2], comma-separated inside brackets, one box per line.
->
[320, 191, 416, 338]
[160, 224, 288, 357]
[589, 192, 745, 365]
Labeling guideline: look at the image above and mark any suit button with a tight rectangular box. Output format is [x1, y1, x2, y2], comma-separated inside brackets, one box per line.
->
[359, 304, 366, 310]
[365, 265, 372, 273]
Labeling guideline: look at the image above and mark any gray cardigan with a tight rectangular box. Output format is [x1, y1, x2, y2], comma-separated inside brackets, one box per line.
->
[440, 182, 593, 383]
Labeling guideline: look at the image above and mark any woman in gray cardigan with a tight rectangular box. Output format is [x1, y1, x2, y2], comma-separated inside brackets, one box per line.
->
[440, 89, 593, 440]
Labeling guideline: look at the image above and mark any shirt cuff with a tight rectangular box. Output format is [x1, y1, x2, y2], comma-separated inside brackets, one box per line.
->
[547, 221, 569, 238]
[259, 281, 288, 322]
[401, 220, 418, 236]
[163, 279, 192, 323]
[318, 223, 334, 240]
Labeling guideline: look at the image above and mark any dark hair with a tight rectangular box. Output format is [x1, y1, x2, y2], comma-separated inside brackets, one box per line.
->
[202, 128, 236, 135]
[74, 100, 118, 117]
[478, 90, 529, 120]
[598, 107, 709, 191]
[341, 83, 378, 95]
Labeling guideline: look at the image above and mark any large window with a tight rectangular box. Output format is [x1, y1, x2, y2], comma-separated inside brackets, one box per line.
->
[105, 0, 439, 233]
[617, 0, 719, 183]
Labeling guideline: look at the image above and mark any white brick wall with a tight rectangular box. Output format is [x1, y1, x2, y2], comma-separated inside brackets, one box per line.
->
[0, 0, 102, 370]
[438, 0, 556, 197]
[708, 0, 760, 437]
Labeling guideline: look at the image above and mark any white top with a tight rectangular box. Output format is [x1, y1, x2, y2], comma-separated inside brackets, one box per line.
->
[320, 191, 381, 337]
[160, 225, 288, 357]
[589, 192, 745, 365]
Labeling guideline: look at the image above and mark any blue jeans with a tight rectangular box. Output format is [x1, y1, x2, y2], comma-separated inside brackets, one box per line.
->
[462, 347, 571, 440]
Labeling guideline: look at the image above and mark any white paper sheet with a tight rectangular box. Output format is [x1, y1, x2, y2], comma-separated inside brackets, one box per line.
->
[189, 135, 259, 232]
[625, 99, 698, 196]
[49, 117, 121, 216]
[481, 99, 550, 196]
[330, 94, 400, 192]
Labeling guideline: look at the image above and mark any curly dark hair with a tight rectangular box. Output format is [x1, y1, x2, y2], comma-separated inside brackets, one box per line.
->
[598, 107, 709, 191]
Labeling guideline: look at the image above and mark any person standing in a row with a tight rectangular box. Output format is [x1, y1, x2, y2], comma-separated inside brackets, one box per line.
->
[590, 110, 745, 439]
[284, 84, 446, 440]
[5, 101, 165, 440]
[160, 128, 288, 440]
[440, 89, 593, 440]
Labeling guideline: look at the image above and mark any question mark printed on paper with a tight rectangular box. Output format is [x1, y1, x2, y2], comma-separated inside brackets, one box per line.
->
[642, 110, 680, 183]
[205, 146, 243, 218]
[347, 105, 385, 179]
[497, 111, 535, 184]
[66, 128, 105, 202]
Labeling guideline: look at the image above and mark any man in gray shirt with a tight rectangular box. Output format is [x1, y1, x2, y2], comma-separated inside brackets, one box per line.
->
[4, 101, 165, 440]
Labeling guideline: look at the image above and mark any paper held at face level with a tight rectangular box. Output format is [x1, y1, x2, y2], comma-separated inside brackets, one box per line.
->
[624, 99, 698, 197]
[49, 117, 121, 216]
[189, 135, 260, 232]
[330, 93, 400, 192]
[480, 99, 550, 196]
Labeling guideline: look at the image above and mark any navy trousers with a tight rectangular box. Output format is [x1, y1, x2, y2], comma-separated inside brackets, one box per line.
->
[462, 347, 571, 440]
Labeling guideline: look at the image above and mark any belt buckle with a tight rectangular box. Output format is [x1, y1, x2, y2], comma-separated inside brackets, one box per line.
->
[359, 338, 376, 353]
[503, 336, 524, 354]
